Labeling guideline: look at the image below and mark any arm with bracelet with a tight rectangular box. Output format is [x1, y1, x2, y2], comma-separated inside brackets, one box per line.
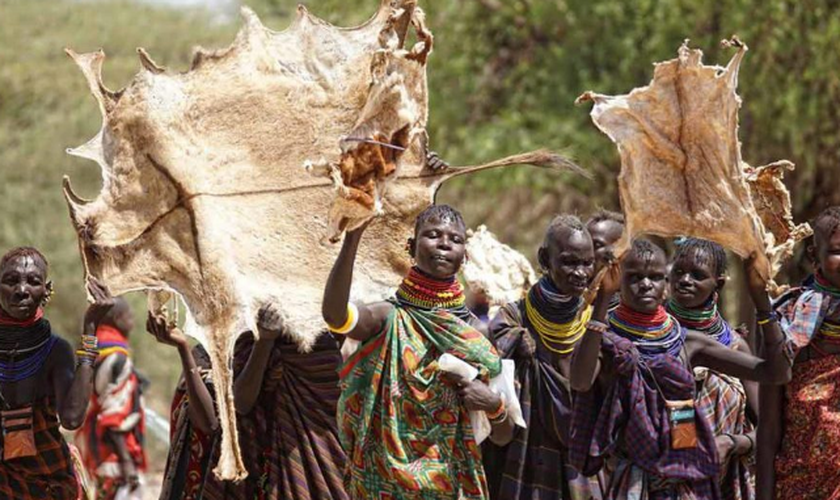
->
[322, 221, 393, 342]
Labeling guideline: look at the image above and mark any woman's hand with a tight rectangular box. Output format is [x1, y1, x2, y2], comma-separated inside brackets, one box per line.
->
[599, 254, 622, 297]
[743, 252, 772, 311]
[256, 303, 285, 341]
[83, 278, 115, 329]
[440, 372, 501, 412]
[146, 312, 188, 349]
[426, 150, 449, 171]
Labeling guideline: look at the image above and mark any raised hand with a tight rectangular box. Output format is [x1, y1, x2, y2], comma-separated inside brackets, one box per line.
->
[146, 312, 188, 348]
[256, 303, 285, 341]
[426, 150, 449, 171]
[83, 277, 116, 329]
[600, 253, 622, 297]
[743, 252, 772, 311]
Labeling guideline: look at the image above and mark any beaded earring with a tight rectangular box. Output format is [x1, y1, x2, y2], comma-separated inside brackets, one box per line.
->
[41, 285, 55, 307]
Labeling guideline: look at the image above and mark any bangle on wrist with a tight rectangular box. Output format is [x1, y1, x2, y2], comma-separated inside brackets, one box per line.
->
[487, 395, 506, 421]
[756, 310, 779, 326]
[744, 433, 755, 454]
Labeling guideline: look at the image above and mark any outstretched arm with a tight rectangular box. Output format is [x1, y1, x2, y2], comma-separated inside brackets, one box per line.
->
[146, 313, 218, 434]
[322, 222, 390, 342]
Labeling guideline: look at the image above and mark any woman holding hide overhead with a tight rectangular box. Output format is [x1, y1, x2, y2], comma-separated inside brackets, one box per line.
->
[323, 204, 515, 499]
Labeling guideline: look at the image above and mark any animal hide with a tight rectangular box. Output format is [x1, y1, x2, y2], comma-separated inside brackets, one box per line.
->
[462, 225, 536, 307]
[577, 38, 811, 290]
[63, 1, 582, 480]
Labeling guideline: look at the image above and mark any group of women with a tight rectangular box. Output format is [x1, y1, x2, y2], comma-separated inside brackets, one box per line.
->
[1, 196, 839, 500]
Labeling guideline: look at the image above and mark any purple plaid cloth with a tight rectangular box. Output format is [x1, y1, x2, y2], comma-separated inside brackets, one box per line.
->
[775, 276, 840, 356]
[569, 331, 719, 496]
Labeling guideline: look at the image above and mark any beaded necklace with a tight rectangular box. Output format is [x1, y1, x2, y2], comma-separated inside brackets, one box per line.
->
[667, 296, 732, 347]
[0, 309, 57, 383]
[396, 267, 470, 320]
[609, 303, 685, 358]
[814, 272, 840, 297]
[524, 276, 591, 355]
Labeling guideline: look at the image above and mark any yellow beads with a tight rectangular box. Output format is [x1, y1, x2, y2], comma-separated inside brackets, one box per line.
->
[525, 295, 592, 355]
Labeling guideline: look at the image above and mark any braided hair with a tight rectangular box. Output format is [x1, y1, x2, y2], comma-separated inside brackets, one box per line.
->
[673, 237, 727, 278]
[586, 209, 625, 228]
[542, 214, 587, 249]
[627, 238, 666, 266]
[414, 204, 465, 236]
[0, 247, 49, 275]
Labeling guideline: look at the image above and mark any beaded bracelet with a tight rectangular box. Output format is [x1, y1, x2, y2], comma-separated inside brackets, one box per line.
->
[586, 320, 608, 335]
[80, 335, 99, 351]
[487, 397, 507, 424]
[756, 310, 779, 326]
[75, 349, 98, 367]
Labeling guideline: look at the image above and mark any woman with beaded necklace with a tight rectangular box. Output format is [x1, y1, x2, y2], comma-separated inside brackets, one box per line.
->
[481, 214, 604, 500]
[570, 239, 791, 500]
[667, 238, 757, 500]
[0, 246, 114, 499]
[759, 206, 840, 499]
[322, 204, 514, 499]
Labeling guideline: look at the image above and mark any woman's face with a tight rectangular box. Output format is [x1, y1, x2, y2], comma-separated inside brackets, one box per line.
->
[540, 229, 595, 296]
[816, 228, 840, 288]
[0, 255, 48, 320]
[669, 249, 721, 308]
[588, 220, 623, 275]
[411, 216, 467, 279]
[621, 250, 668, 313]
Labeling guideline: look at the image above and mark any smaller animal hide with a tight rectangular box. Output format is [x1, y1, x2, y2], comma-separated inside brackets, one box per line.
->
[462, 225, 536, 307]
[577, 37, 810, 290]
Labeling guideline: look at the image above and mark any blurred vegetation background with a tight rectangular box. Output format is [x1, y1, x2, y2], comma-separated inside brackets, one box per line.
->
[2, 0, 838, 489]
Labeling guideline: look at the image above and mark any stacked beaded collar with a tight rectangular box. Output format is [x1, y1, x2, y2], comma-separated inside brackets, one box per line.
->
[609, 303, 685, 358]
[667, 296, 732, 347]
[524, 276, 591, 355]
[396, 267, 470, 320]
[0, 308, 57, 383]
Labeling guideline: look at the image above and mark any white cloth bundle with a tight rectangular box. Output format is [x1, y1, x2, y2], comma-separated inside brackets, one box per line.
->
[438, 353, 526, 444]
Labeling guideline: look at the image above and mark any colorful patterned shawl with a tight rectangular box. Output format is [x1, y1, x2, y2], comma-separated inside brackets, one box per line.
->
[339, 301, 502, 499]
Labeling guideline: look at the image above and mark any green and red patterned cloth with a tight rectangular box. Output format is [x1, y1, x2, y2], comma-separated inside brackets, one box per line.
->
[338, 269, 502, 499]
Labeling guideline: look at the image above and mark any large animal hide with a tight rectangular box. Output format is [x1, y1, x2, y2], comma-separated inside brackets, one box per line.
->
[577, 38, 810, 289]
[63, 1, 581, 480]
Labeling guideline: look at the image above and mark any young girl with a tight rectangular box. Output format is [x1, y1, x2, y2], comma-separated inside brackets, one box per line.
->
[760, 206, 840, 499]
[570, 239, 790, 499]
[322, 205, 513, 499]
[668, 238, 757, 500]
